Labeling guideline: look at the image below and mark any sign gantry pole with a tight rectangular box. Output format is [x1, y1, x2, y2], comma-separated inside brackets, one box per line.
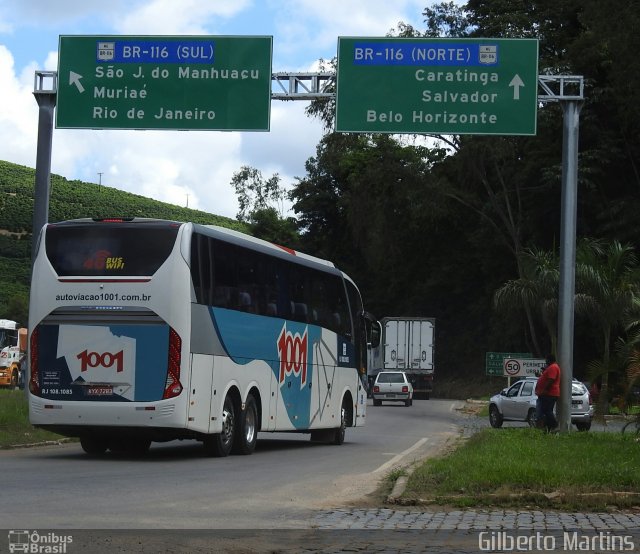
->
[556, 99, 583, 433]
[31, 71, 57, 265]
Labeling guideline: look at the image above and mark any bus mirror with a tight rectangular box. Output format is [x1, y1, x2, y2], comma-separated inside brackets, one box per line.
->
[362, 313, 381, 349]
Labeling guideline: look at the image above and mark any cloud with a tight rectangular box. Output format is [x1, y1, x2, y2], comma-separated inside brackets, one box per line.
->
[0, 45, 40, 167]
[114, 0, 252, 35]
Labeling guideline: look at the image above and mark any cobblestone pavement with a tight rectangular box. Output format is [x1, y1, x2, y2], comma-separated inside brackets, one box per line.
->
[313, 507, 640, 531]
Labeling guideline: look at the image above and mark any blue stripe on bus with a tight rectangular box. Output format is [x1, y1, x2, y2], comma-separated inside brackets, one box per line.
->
[209, 307, 324, 428]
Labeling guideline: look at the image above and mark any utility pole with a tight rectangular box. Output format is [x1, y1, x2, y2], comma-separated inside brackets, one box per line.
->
[97, 172, 103, 189]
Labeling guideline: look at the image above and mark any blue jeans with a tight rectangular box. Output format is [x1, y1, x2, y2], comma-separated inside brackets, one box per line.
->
[539, 396, 558, 430]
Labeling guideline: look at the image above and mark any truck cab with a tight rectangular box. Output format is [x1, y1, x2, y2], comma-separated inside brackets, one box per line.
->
[0, 321, 26, 388]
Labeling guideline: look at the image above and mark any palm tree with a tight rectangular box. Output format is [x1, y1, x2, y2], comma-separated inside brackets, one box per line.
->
[493, 247, 559, 357]
[575, 239, 640, 413]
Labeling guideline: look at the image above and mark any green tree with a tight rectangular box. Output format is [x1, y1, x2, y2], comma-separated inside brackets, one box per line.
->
[493, 247, 559, 357]
[230, 166, 287, 223]
[575, 239, 640, 411]
[246, 207, 299, 249]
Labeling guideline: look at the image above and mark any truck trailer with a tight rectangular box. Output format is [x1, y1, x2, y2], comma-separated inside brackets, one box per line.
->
[368, 317, 435, 399]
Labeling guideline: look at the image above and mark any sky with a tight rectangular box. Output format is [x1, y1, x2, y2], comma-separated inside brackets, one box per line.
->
[0, 0, 431, 219]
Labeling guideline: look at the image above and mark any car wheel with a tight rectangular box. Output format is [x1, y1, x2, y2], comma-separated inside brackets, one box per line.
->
[575, 421, 591, 432]
[373, 399, 382, 406]
[489, 405, 503, 428]
[526, 408, 537, 428]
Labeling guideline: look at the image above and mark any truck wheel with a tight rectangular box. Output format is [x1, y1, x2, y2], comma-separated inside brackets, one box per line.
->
[10, 369, 18, 388]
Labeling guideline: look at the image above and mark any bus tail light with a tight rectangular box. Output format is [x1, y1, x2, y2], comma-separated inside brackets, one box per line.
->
[29, 328, 40, 396]
[163, 328, 183, 399]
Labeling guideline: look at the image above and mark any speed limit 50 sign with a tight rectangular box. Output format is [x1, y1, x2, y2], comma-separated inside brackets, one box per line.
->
[502, 358, 545, 377]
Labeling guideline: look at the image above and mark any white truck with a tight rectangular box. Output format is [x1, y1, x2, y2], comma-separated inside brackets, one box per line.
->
[368, 317, 435, 399]
[0, 319, 26, 388]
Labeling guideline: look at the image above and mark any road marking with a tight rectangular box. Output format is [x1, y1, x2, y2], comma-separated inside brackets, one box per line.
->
[373, 437, 429, 474]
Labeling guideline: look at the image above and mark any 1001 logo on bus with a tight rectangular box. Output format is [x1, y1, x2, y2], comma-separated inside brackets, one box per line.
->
[277, 324, 308, 387]
[77, 350, 124, 372]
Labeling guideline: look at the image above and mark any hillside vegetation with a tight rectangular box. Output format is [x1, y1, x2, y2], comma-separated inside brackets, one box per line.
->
[0, 159, 245, 323]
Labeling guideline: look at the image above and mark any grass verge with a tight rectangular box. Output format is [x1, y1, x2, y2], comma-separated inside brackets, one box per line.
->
[0, 389, 66, 447]
[398, 427, 640, 511]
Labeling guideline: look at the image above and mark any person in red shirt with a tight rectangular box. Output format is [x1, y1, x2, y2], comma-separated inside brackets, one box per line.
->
[535, 354, 561, 431]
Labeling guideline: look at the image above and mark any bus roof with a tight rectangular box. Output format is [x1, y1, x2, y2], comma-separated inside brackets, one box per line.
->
[195, 224, 336, 269]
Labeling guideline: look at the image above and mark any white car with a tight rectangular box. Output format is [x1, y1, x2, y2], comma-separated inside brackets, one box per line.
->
[372, 371, 413, 407]
[488, 377, 593, 431]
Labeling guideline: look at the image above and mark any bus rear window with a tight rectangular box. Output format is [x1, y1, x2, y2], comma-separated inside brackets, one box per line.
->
[45, 223, 180, 277]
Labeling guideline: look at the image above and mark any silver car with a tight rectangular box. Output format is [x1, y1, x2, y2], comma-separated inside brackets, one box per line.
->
[372, 371, 413, 407]
[489, 377, 593, 431]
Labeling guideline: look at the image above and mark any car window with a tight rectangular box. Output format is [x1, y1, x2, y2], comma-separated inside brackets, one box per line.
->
[377, 373, 404, 384]
[521, 381, 534, 396]
[572, 382, 586, 396]
[506, 382, 523, 397]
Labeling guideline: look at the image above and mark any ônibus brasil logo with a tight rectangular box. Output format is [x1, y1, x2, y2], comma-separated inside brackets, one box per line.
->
[277, 323, 308, 388]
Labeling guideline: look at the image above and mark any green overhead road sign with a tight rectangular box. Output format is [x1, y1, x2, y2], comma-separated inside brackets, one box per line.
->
[336, 37, 539, 135]
[56, 35, 272, 131]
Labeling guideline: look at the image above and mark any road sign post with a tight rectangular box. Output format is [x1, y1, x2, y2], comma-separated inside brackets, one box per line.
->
[336, 37, 538, 135]
[57, 35, 272, 131]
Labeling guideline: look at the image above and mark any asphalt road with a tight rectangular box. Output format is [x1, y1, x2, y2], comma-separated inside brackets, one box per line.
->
[2, 398, 464, 530]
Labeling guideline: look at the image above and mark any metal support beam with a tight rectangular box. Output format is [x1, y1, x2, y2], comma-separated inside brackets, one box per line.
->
[31, 71, 57, 265]
[556, 99, 583, 432]
[271, 72, 335, 99]
[36, 69, 583, 102]
[537, 75, 584, 102]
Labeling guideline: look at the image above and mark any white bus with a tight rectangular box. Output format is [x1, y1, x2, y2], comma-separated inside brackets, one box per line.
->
[28, 218, 374, 456]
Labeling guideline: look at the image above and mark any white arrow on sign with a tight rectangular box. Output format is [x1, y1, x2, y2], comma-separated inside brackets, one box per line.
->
[509, 74, 524, 100]
[69, 71, 85, 93]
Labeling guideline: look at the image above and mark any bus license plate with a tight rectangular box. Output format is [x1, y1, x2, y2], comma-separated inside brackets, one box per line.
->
[87, 386, 113, 396]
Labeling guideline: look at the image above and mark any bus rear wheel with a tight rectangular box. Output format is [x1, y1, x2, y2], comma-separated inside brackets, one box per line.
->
[80, 436, 109, 455]
[233, 394, 258, 455]
[204, 395, 236, 457]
